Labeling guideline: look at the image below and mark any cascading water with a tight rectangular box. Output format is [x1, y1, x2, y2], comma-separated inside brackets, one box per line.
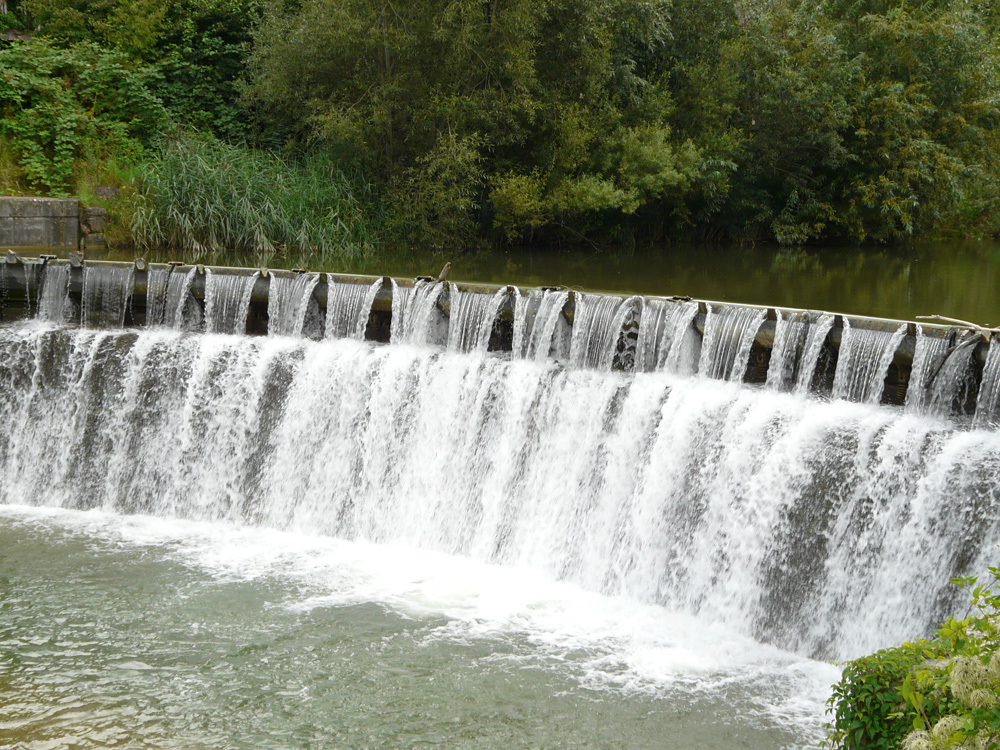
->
[144, 267, 171, 327]
[831, 321, 907, 404]
[37, 264, 72, 323]
[267, 273, 320, 338]
[905, 327, 950, 413]
[568, 293, 640, 370]
[974, 336, 1000, 428]
[0, 327, 998, 664]
[446, 285, 508, 354]
[81, 265, 134, 328]
[768, 312, 841, 393]
[635, 299, 669, 373]
[390, 279, 446, 346]
[634, 299, 700, 375]
[795, 313, 835, 394]
[767, 312, 807, 390]
[512, 289, 570, 361]
[326, 278, 382, 340]
[164, 268, 199, 330]
[204, 270, 259, 335]
[698, 304, 766, 381]
[924, 333, 980, 418]
[511, 287, 536, 359]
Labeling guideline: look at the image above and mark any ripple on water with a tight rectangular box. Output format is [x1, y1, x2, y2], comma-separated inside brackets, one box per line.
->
[0, 506, 838, 750]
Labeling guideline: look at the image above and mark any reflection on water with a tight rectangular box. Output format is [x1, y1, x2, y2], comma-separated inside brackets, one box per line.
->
[98, 241, 1000, 326]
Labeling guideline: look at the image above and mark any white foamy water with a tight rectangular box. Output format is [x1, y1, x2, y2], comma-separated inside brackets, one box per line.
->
[0, 503, 840, 746]
[0, 325, 997, 664]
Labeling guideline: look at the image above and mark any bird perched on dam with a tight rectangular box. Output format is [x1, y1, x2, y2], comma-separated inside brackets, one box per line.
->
[439, 262, 451, 282]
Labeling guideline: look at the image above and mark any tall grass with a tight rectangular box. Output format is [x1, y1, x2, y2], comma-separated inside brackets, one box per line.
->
[124, 133, 384, 259]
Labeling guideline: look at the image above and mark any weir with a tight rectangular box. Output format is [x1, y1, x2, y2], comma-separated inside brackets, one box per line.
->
[0, 254, 998, 664]
[0, 255, 995, 419]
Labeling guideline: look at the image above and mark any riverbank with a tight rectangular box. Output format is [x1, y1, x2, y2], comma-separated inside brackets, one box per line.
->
[2, 2, 998, 250]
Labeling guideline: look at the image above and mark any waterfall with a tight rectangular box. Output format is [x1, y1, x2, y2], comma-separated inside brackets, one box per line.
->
[569, 293, 641, 370]
[925, 334, 980, 418]
[390, 279, 446, 346]
[905, 327, 950, 413]
[635, 299, 700, 375]
[144, 267, 171, 327]
[267, 273, 320, 338]
[446, 285, 508, 354]
[831, 321, 907, 404]
[512, 289, 570, 362]
[81, 265, 134, 329]
[204, 270, 259, 335]
[769, 312, 840, 393]
[164, 268, 199, 330]
[767, 312, 806, 390]
[635, 299, 669, 373]
[511, 287, 535, 359]
[326, 278, 382, 340]
[795, 314, 835, 394]
[974, 337, 1000, 428]
[698, 305, 766, 382]
[38, 264, 71, 323]
[0, 326, 998, 663]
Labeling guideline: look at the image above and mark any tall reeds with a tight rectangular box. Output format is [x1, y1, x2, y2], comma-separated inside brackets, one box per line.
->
[125, 133, 383, 259]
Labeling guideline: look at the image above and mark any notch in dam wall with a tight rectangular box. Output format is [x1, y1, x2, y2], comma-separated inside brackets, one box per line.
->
[0, 197, 80, 249]
[0, 254, 998, 426]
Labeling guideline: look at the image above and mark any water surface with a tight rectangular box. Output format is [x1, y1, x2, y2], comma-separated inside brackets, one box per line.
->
[99, 240, 1000, 325]
[0, 507, 836, 749]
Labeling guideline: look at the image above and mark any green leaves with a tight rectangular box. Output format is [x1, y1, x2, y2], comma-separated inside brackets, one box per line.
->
[0, 40, 162, 193]
[6, 0, 1000, 246]
[826, 569, 1000, 750]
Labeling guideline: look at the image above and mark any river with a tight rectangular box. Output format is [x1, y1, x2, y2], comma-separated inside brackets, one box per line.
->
[1, 241, 998, 749]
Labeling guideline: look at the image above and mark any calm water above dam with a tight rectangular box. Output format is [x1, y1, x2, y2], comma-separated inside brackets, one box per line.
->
[105, 240, 1000, 325]
[2, 243, 1000, 749]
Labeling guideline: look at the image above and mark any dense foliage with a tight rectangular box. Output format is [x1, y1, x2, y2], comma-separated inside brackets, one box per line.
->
[827, 569, 1000, 750]
[0, 40, 161, 193]
[246, 0, 1000, 246]
[0, 0, 998, 251]
[124, 132, 381, 258]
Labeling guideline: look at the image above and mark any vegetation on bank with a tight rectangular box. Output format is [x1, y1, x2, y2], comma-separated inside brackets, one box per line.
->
[0, 0, 998, 255]
[826, 569, 1000, 750]
[125, 134, 382, 257]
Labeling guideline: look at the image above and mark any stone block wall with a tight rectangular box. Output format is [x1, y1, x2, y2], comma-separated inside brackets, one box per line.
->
[0, 197, 80, 248]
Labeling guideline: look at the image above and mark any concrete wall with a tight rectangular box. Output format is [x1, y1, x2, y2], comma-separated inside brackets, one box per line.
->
[0, 197, 79, 248]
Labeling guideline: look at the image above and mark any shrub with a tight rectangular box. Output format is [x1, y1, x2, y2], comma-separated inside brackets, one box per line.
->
[0, 40, 162, 194]
[827, 568, 1000, 750]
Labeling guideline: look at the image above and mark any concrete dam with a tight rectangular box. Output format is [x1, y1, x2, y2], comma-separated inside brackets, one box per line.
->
[0, 255, 998, 665]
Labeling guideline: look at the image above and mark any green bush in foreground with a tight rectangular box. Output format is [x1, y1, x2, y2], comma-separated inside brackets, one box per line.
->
[827, 568, 1000, 750]
[123, 132, 384, 259]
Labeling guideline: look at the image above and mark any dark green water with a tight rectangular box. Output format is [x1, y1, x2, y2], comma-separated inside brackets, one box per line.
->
[99, 241, 1000, 326]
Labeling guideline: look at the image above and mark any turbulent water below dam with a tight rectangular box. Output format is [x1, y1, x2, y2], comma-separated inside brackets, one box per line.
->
[1, 315, 999, 748]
